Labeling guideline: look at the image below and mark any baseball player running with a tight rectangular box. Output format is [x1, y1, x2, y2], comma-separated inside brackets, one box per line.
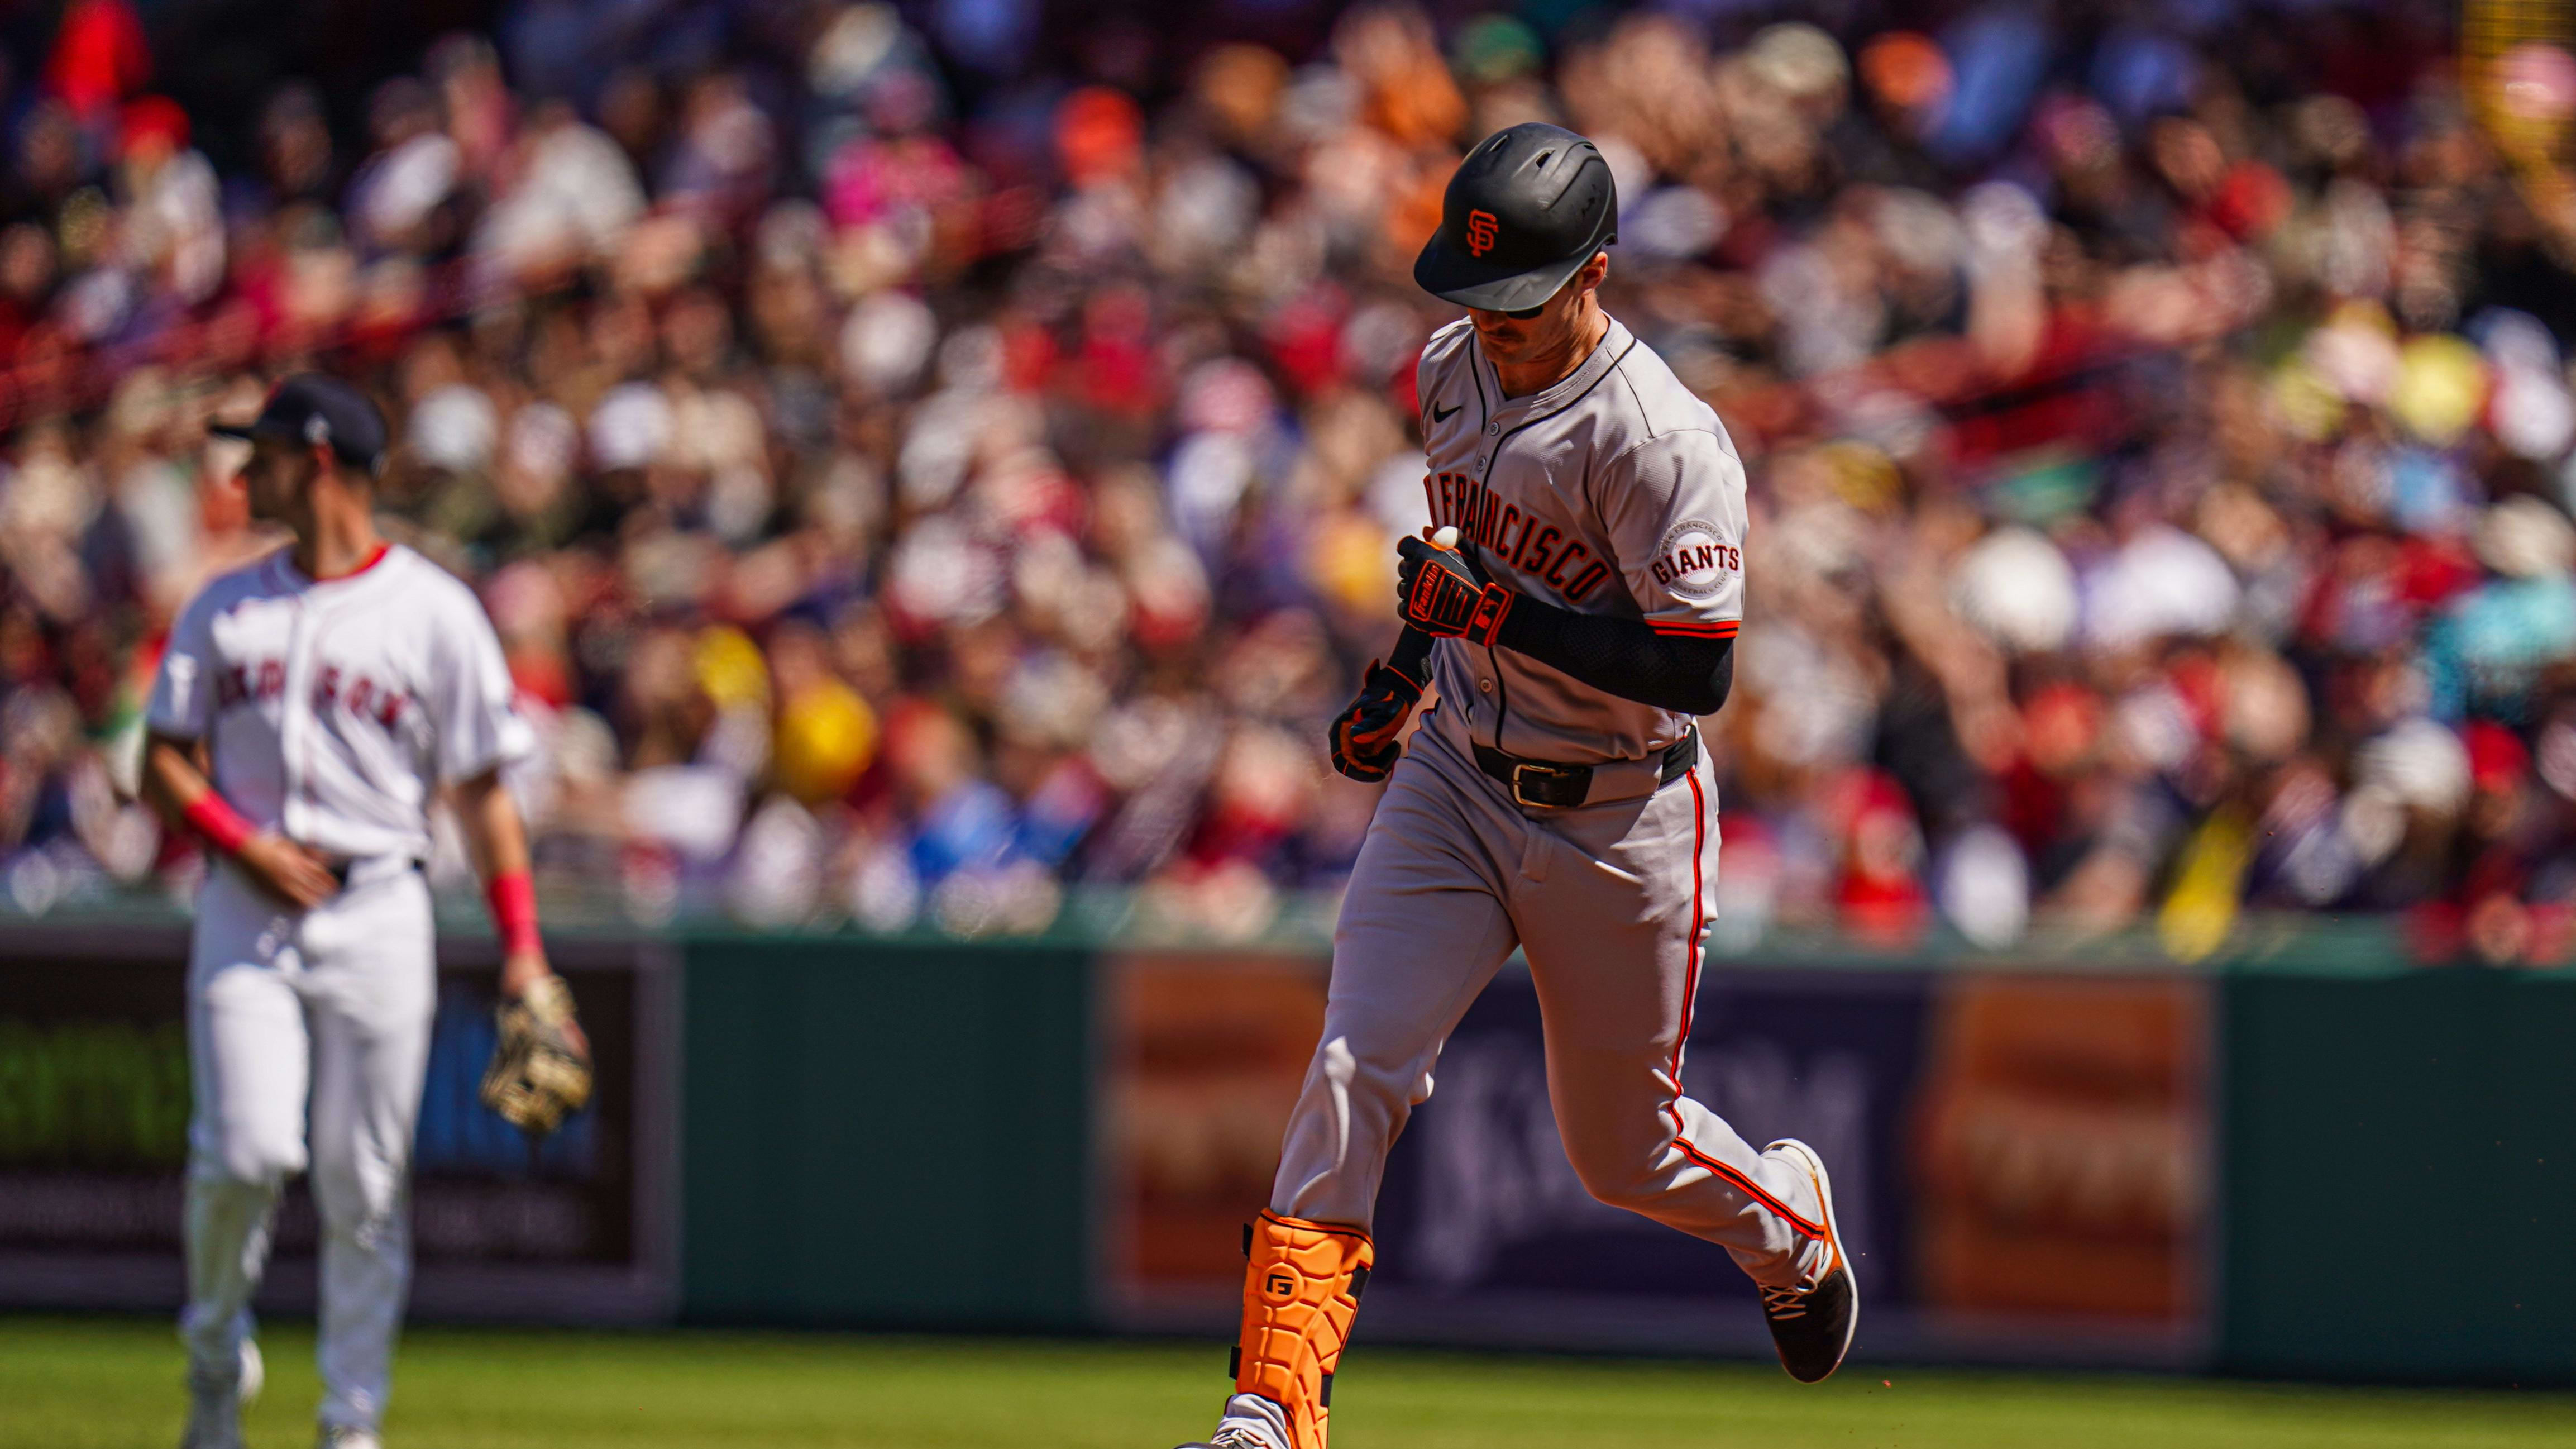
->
[140, 375, 587, 1449]
[1175, 124, 1854, 1449]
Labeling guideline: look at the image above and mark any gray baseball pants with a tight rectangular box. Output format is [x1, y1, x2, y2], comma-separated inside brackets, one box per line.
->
[1269, 704, 1827, 1285]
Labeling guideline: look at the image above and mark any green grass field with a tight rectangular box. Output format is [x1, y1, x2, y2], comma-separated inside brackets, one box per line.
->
[6, 1317, 2573, 1449]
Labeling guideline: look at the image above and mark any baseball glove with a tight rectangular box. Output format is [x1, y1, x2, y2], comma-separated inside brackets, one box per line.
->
[1329, 658, 1425, 782]
[480, 975, 593, 1136]
[1397, 534, 1514, 645]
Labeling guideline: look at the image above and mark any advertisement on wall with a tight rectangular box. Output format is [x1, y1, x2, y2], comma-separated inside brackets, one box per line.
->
[1102, 950, 2212, 1367]
[1099, 949, 1328, 1327]
[0, 917, 675, 1323]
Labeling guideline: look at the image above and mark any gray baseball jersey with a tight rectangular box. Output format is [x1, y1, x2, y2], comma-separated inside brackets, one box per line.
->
[1414, 313, 1747, 764]
[1217, 316, 1826, 1449]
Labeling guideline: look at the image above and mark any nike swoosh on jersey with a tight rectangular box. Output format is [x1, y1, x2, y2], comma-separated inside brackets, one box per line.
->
[1430, 401, 1461, 423]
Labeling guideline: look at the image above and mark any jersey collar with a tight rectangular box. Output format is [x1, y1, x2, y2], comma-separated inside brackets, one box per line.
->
[271, 541, 403, 592]
[1477, 314, 1633, 421]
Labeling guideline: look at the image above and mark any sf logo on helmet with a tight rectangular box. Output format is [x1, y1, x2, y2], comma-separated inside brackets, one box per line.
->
[1465, 208, 1499, 257]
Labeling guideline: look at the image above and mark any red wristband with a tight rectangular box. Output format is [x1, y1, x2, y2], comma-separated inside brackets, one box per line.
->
[487, 870, 543, 956]
[181, 791, 256, 857]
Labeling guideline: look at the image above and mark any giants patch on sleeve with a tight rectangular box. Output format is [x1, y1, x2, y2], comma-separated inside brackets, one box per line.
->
[1649, 519, 1740, 600]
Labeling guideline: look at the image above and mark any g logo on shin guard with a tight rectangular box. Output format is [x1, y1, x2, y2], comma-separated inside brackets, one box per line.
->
[1262, 1268, 1299, 1303]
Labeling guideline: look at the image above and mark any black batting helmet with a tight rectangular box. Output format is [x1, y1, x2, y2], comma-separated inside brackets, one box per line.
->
[1414, 123, 1619, 312]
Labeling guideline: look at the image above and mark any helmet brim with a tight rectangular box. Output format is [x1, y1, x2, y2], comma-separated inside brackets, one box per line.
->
[207, 416, 383, 474]
[1413, 209, 1615, 311]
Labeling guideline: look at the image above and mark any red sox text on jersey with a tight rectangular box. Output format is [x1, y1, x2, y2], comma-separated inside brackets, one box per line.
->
[211, 656, 412, 731]
[149, 544, 529, 862]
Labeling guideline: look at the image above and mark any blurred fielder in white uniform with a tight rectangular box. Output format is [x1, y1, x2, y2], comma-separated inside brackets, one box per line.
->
[142, 375, 580, 1449]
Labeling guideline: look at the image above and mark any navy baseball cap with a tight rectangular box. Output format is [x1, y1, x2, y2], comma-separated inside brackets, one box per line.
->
[210, 374, 389, 476]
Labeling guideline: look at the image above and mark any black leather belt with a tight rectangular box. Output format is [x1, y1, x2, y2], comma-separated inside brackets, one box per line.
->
[322, 856, 424, 887]
[1473, 730, 1697, 809]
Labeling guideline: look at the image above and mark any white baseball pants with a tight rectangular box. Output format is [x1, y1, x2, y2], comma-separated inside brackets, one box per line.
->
[180, 857, 434, 1433]
[1270, 705, 1829, 1285]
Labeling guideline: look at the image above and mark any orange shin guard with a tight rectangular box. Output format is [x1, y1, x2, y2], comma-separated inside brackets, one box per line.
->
[1229, 1210, 1373, 1449]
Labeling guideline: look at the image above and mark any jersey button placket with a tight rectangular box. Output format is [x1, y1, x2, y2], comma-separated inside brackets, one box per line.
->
[278, 596, 312, 845]
[1475, 432, 1507, 745]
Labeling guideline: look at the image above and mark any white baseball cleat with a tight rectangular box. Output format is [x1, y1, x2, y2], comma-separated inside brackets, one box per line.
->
[1173, 1434, 1275, 1449]
[316, 1427, 382, 1449]
[179, 1338, 262, 1449]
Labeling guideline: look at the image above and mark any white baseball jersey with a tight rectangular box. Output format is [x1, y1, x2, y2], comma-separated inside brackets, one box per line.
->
[146, 543, 532, 860]
[156, 540, 531, 1432]
[1414, 313, 1748, 764]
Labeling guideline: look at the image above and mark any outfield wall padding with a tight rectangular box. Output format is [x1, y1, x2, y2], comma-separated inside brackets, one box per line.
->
[12, 905, 2575, 1380]
[670, 936, 2576, 1378]
[677, 935, 1093, 1330]
[2219, 969, 2576, 1383]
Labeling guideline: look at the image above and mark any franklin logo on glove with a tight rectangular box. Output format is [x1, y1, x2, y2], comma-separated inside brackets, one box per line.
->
[1396, 530, 1516, 645]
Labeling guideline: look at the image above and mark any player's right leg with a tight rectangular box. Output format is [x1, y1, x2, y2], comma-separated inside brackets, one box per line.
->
[1181, 732, 1521, 1449]
[181, 868, 312, 1449]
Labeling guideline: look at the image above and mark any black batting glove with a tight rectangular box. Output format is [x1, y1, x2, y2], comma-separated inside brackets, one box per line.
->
[1397, 533, 1515, 645]
[1328, 658, 1425, 782]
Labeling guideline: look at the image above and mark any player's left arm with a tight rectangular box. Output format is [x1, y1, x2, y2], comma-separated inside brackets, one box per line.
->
[452, 762, 593, 1123]
[427, 584, 574, 1014]
[450, 767, 567, 1003]
[1495, 600, 1733, 715]
[1394, 433, 1744, 716]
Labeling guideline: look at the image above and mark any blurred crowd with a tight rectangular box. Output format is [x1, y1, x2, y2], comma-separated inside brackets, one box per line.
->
[6, 0, 2576, 959]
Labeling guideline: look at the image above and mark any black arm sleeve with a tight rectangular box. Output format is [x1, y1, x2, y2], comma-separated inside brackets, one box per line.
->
[1386, 624, 1435, 687]
[1490, 595, 1735, 716]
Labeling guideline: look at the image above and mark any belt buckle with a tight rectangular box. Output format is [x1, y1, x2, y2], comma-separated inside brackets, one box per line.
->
[1509, 762, 1560, 809]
